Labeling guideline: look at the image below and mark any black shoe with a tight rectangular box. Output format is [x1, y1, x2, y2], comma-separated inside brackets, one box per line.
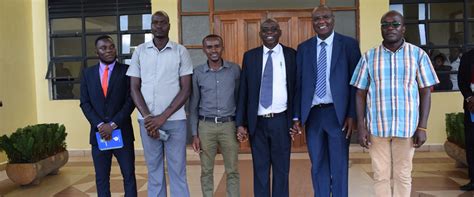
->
[460, 182, 474, 191]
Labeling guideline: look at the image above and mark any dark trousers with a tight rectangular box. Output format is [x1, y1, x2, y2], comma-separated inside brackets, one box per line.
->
[306, 106, 349, 197]
[465, 110, 474, 181]
[250, 112, 291, 197]
[92, 143, 137, 197]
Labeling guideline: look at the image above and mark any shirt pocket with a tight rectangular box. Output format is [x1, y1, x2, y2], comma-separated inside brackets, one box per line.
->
[398, 59, 417, 89]
[139, 53, 156, 84]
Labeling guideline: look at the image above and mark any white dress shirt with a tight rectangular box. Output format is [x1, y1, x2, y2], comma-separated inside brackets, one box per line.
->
[450, 57, 460, 90]
[258, 43, 288, 115]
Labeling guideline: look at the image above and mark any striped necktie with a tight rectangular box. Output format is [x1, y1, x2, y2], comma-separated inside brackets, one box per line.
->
[316, 42, 327, 98]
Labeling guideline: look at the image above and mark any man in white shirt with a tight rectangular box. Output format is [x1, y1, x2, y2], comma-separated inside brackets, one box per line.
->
[235, 18, 297, 197]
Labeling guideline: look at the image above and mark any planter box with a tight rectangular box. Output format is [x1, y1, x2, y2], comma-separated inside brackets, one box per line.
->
[5, 151, 69, 185]
[444, 141, 467, 167]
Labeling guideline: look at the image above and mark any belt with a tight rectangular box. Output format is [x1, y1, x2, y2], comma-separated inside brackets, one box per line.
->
[199, 116, 234, 123]
[258, 111, 286, 118]
[313, 103, 334, 108]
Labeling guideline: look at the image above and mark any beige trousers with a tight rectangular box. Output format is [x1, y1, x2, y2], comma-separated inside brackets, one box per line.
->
[369, 136, 415, 197]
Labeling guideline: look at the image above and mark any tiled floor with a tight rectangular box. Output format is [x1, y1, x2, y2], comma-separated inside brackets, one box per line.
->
[0, 148, 472, 197]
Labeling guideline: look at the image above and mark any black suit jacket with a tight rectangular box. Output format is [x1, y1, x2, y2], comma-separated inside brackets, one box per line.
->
[80, 62, 135, 146]
[459, 49, 474, 110]
[236, 45, 297, 135]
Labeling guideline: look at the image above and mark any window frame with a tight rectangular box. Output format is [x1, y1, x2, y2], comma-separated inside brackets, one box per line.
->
[390, 0, 472, 92]
[46, 0, 152, 100]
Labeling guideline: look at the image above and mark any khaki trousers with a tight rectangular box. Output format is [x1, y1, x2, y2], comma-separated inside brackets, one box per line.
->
[369, 136, 415, 197]
[198, 120, 240, 197]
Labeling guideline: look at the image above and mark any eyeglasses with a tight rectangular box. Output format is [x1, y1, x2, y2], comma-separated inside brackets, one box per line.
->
[381, 21, 402, 28]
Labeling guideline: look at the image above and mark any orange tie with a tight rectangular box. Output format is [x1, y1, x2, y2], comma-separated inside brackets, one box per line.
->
[101, 65, 109, 97]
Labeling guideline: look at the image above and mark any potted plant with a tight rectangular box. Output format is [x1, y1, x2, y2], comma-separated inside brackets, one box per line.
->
[0, 123, 68, 185]
[444, 112, 467, 167]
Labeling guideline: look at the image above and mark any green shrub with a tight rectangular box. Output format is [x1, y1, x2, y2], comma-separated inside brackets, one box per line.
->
[0, 124, 67, 163]
[445, 113, 465, 148]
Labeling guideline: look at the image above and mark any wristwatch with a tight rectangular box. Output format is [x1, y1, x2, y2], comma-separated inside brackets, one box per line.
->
[110, 122, 118, 130]
[466, 96, 473, 103]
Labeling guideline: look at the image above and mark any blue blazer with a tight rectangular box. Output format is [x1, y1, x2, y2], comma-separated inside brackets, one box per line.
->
[80, 62, 135, 146]
[294, 33, 361, 125]
[236, 45, 297, 135]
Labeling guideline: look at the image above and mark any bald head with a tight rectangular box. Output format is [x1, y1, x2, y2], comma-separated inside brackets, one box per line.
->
[312, 5, 333, 17]
[381, 10, 404, 25]
[261, 18, 279, 29]
[153, 10, 169, 23]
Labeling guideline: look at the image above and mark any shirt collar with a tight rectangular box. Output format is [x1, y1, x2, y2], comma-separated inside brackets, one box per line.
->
[316, 31, 334, 46]
[263, 43, 282, 55]
[204, 59, 229, 72]
[99, 60, 116, 70]
[146, 40, 173, 51]
[381, 39, 406, 53]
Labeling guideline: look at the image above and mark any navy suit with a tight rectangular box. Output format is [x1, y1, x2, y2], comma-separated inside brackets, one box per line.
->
[295, 33, 361, 197]
[236, 45, 296, 197]
[80, 62, 137, 197]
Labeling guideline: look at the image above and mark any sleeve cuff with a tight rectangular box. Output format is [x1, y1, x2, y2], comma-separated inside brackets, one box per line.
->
[97, 122, 104, 129]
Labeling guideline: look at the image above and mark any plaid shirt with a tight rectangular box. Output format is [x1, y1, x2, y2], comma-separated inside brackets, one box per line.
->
[350, 42, 439, 138]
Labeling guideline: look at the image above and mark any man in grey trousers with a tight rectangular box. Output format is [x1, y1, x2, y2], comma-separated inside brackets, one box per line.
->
[127, 11, 192, 197]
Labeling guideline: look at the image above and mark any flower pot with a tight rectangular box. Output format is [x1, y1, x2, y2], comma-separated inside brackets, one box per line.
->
[444, 141, 467, 168]
[5, 151, 69, 185]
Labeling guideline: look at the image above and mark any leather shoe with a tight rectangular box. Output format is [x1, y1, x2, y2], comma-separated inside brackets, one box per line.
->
[460, 182, 474, 191]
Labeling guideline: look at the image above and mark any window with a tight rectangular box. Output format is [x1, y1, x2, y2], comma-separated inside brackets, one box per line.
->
[46, 0, 152, 100]
[390, 0, 472, 92]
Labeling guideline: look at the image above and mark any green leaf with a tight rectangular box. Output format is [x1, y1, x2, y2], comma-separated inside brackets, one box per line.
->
[0, 123, 68, 163]
[445, 112, 465, 148]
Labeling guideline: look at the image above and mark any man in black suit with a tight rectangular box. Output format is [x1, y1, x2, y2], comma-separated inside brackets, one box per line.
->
[236, 18, 296, 197]
[458, 49, 474, 191]
[80, 35, 137, 197]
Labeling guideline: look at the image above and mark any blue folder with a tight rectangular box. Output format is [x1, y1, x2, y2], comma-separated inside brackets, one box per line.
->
[96, 129, 124, 151]
[471, 112, 474, 122]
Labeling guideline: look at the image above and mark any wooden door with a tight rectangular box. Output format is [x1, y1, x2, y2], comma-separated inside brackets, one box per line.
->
[214, 12, 265, 65]
[214, 11, 315, 152]
[214, 11, 315, 64]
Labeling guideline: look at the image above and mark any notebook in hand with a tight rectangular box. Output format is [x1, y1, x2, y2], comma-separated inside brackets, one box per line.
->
[96, 129, 124, 151]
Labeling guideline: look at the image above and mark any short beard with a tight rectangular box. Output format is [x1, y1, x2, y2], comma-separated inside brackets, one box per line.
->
[154, 34, 168, 39]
